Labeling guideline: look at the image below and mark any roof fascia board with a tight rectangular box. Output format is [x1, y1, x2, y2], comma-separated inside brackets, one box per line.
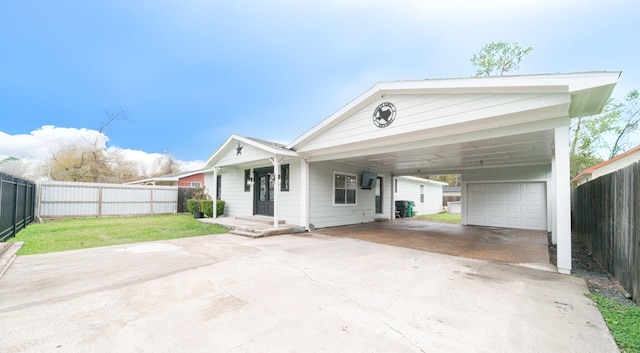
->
[234, 135, 299, 157]
[205, 134, 299, 167]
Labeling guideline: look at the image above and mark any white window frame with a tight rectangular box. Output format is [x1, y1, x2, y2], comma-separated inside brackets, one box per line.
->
[333, 171, 357, 206]
[190, 181, 202, 188]
[420, 184, 425, 203]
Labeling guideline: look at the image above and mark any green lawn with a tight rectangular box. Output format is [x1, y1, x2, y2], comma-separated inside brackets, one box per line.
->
[588, 294, 640, 353]
[8, 214, 228, 255]
[416, 211, 461, 224]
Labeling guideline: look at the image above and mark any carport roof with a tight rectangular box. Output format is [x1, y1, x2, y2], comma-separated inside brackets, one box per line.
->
[287, 71, 620, 175]
[288, 71, 620, 151]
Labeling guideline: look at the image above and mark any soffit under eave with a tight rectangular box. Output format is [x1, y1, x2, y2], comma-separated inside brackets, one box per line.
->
[569, 82, 618, 117]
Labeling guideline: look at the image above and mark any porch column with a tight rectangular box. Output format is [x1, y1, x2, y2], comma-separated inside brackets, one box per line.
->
[554, 126, 571, 274]
[391, 177, 396, 220]
[270, 156, 283, 230]
[212, 167, 218, 219]
[550, 155, 557, 243]
[300, 158, 310, 230]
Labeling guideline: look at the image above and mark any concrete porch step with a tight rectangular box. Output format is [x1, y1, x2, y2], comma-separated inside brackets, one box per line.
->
[228, 224, 307, 238]
[230, 229, 265, 238]
[199, 217, 306, 238]
[235, 216, 285, 225]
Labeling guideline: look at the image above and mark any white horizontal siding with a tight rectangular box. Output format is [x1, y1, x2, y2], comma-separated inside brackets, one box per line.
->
[395, 177, 443, 215]
[461, 165, 551, 182]
[299, 93, 568, 152]
[276, 159, 301, 226]
[217, 168, 252, 218]
[309, 161, 388, 228]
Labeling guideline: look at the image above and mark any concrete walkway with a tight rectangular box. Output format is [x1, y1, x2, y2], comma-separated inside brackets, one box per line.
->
[0, 233, 618, 352]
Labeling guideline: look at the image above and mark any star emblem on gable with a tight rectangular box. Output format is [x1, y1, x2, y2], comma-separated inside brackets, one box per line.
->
[236, 142, 243, 156]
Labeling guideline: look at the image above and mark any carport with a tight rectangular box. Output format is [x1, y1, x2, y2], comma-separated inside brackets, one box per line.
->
[289, 72, 620, 274]
[314, 219, 554, 270]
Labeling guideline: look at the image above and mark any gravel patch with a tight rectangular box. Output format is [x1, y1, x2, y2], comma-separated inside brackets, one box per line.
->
[549, 234, 635, 306]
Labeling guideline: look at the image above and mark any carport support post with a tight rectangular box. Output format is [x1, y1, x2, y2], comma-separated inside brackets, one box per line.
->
[554, 126, 571, 274]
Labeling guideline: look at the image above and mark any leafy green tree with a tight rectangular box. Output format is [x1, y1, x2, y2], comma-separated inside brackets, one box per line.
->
[606, 89, 640, 159]
[570, 89, 640, 178]
[470, 41, 533, 77]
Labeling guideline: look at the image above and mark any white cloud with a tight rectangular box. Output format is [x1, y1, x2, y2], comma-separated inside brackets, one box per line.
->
[0, 125, 108, 160]
[108, 147, 205, 176]
[0, 126, 204, 180]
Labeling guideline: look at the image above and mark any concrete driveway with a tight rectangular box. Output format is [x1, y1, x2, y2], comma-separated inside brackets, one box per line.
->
[315, 219, 554, 270]
[0, 233, 618, 352]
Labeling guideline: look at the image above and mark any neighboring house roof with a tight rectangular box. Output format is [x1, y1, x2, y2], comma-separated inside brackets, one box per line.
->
[126, 169, 212, 185]
[572, 145, 640, 185]
[397, 176, 448, 186]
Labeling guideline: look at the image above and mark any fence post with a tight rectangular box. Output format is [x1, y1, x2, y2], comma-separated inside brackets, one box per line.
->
[150, 188, 154, 216]
[23, 182, 27, 224]
[98, 186, 103, 218]
[12, 177, 19, 239]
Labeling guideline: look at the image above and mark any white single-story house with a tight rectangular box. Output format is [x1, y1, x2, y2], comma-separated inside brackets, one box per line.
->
[203, 71, 620, 274]
[572, 145, 640, 186]
[394, 176, 447, 216]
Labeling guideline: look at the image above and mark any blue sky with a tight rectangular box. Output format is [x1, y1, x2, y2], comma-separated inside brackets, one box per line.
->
[1, 0, 638, 165]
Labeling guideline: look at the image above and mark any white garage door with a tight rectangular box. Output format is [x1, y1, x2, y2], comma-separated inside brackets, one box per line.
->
[466, 182, 546, 230]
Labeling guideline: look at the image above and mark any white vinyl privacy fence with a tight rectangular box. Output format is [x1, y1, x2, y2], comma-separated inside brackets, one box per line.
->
[36, 181, 178, 218]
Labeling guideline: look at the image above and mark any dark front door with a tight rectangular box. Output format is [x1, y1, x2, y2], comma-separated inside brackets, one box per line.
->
[375, 176, 383, 214]
[254, 167, 274, 216]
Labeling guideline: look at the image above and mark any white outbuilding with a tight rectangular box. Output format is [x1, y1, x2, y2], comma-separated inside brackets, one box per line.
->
[203, 71, 620, 274]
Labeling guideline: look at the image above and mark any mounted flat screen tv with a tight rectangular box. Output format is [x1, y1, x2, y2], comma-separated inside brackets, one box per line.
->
[361, 172, 377, 189]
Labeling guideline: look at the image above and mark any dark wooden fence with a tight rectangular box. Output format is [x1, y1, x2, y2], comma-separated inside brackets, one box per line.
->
[443, 195, 461, 207]
[0, 172, 36, 241]
[178, 187, 196, 213]
[572, 161, 639, 303]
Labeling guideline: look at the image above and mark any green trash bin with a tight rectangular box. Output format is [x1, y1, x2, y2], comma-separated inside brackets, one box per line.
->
[407, 201, 415, 218]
